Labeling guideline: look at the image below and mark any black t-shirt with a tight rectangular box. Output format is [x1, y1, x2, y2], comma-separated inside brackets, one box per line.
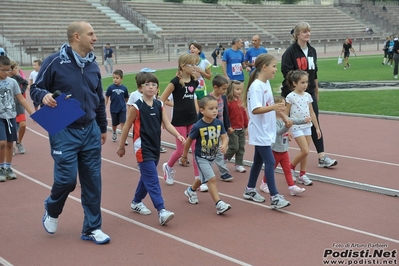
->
[170, 76, 199, 126]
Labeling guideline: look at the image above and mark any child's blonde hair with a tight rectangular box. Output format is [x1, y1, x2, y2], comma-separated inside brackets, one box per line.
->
[292, 21, 311, 41]
[176, 54, 198, 87]
[10, 60, 19, 70]
[226, 80, 242, 102]
[274, 95, 285, 104]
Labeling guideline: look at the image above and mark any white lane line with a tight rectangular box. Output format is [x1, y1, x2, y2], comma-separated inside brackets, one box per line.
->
[14, 169, 250, 266]
[0, 257, 13, 266]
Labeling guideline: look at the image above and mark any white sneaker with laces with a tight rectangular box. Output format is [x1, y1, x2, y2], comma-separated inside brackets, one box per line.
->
[243, 188, 265, 202]
[318, 155, 337, 168]
[42, 211, 58, 234]
[216, 201, 231, 214]
[259, 181, 270, 194]
[298, 174, 313, 186]
[289, 185, 306, 196]
[235, 165, 246, 173]
[81, 229, 110, 244]
[159, 209, 174, 225]
[270, 194, 290, 209]
[184, 187, 199, 204]
[162, 163, 175, 185]
[131, 202, 151, 215]
[112, 132, 117, 142]
[16, 142, 25, 154]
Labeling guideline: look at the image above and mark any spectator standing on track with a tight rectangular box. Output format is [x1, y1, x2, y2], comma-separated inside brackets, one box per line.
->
[160, 54, 201, 187]
[30, 21, 110, 244]
[259, 95, 306, 196]
[116, 72, 184, 226]
[340, 38, 356, 70]
[189, 42, 212, 101]
[285, 70, 321, 186]
[9, 61, 29, 155]
[0, 56, 33, 182]
[224, 80, 248, 174]
[242, 53, 291, 209]
[104, 43, 114, 75]
[222, 37, 246, 82]
[105, 69, 129, 144]
[181, 95, 231, 215]
[198, 75, 235, 183]
[244, 34, 268, 74]
[28, 59, 42, 112]
[281, 21, 337, 169]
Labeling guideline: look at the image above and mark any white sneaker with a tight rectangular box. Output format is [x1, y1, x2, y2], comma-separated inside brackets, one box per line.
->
[81, 229, 110, 244]
[131, 202, 151, 215]
[235, 165, 246, 173]
[125, 140, 129, 146]
[259, 181, 270, 194]
[16, 142, 25, 154]
[198, 183, 208, 192]
[162, 163, 175, 185]
[289, 185, 306, 196]
[243, 188, 265, 202]
[42, 211, 58, 234]
[298, 174, 313, 186]
[318, 155, 337, 168]
[216, 201, 231, 215]
[112, 132, 117, 142]
[159, 209, 174, 225]
[270, 194, 290, 209]
[184, 187, 199, 204]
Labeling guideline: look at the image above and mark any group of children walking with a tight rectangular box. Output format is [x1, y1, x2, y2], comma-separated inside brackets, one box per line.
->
[111, 50, 324, 226]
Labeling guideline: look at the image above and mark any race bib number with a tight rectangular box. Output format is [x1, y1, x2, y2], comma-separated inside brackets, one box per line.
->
[231, 63, 242, 75]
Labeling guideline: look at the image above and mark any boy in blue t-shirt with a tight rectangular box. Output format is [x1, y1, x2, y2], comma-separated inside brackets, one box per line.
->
[105, 69, 129, 143]
[180, 95, 232, 215]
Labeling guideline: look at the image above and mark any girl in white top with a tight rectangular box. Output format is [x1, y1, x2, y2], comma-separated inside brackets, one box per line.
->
[189, 42, 212, 101]
[285, 70, 321, 186]
[242, 53, 291, 209]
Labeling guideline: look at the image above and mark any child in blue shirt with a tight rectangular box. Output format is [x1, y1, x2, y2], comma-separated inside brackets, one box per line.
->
[105, 69, 129, 144]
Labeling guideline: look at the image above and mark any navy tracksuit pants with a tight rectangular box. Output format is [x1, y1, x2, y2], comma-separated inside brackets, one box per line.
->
[45, 121, 103, 234]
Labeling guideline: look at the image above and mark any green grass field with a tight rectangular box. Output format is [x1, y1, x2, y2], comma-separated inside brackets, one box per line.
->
[102, 55, 399, 117]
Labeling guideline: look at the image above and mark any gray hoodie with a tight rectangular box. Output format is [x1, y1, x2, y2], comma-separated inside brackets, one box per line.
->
[272, 118, 308, 152]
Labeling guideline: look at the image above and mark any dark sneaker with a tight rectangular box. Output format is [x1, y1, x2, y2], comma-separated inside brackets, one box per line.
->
[220, 173, 234, 182]
[81, 229, 110, 244]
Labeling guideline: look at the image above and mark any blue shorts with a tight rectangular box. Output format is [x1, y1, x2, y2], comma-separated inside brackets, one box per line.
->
[0, 118, 17, 142]
[111, 111, 126, 126]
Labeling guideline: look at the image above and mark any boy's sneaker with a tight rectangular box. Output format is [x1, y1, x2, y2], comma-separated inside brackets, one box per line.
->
[220, 173, 234, 182]
[270, 194, 291, 209]
[235, 165, 246, 173]
[318, 155, 337, 168]
[162, 163, 175, 185]
[290, 169, 297, 182]
[130, 202, 151, 215]
[216, 201, 231, 215]
[16, 142, 25, 154]
[125, 140, 129, 146]
[160, 146, 167, 153]
[298, 174, 313, 186]
[0, 168, 6, 182]
[5, 168, 17, 180]
[112, 132, 117, 142]
[198, 183, 208, 192]
[289, 185, 306, 196]
[178, 158, 190, 166]
[243, 188, 265, 203]
[158, 209, 174, 226]
[81, 229, 110, 244]
[42, 211, 58, 234]
[259, 181, 270, 194]
[184, 187, 199, 204]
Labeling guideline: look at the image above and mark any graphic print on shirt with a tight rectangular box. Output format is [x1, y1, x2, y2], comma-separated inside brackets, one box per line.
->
[199, 124, 222, 160]
[182, 85, 195, 100]
[0, 80, 16, 117]
[296, 56, 315, 71]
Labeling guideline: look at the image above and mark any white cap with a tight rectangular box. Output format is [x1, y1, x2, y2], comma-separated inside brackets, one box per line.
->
[140, 68, 156, 73]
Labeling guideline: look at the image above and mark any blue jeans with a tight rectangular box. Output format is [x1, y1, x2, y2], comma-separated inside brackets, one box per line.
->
[247, 145, 278, 196]
[46, 121, 103, 234]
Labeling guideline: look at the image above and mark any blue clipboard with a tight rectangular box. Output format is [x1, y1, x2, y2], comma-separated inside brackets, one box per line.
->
[31, 93, 86, 135]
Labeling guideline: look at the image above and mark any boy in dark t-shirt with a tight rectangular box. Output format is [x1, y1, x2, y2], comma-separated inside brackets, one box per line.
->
[180, 95, 232, 215]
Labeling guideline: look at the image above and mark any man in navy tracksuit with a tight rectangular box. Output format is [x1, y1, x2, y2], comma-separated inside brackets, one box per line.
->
[30, 21, 110, 244]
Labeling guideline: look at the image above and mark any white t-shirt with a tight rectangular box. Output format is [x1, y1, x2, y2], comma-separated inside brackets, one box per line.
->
[285, 91, 313, 129]
[196, 58, 212, 91]
[247, 79, 276, 146]
[29, 71, 38, 83]
[127, 90, 142, 105]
